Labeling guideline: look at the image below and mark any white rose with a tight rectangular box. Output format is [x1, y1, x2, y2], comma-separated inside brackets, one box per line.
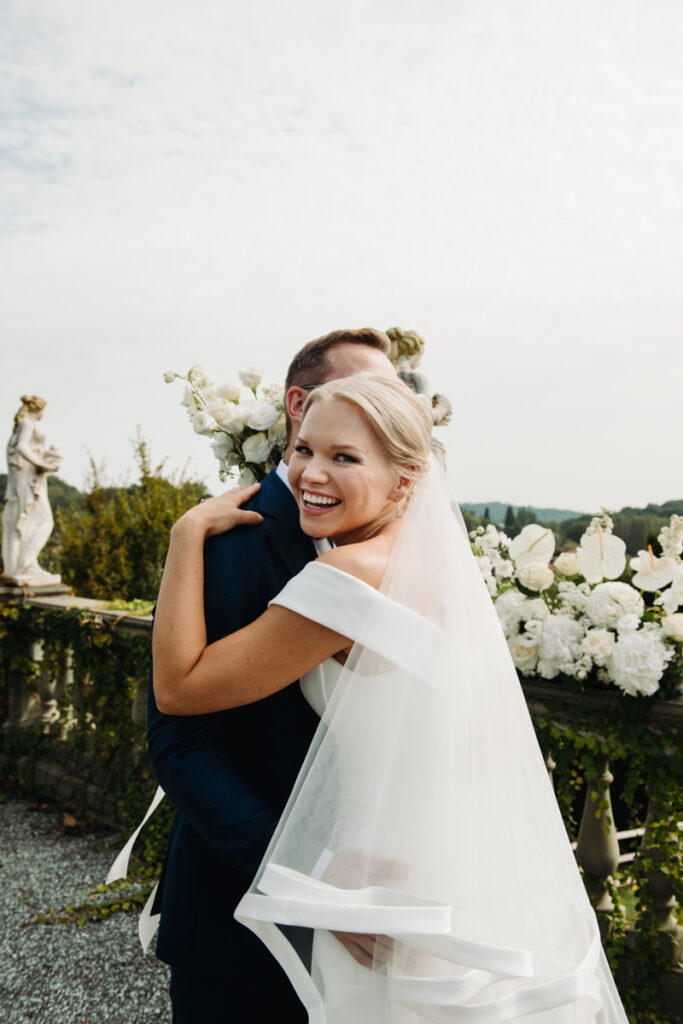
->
[607, 631, 672, 697]
[239, 368, 263, 390]
[242, 432, 273, 464]
[509, 525, 555, 567]
[239, 467, 258, 486]
[661, 613, 683, 642]
[206, 400, 239, 427]
[192, 410, 217, 435]
[586, 582, 644, 629]
[507, 634, 539, 675]
[163, 371, 177, 383]
[582, 628, 616, 667]
[554, 551, 580, 576]
[517, 561, 554, 592]
[220, 401, 255, 435]
[520, 598, 551, 623]
[494, 590, 527, 639]
[268, 413, 287, 443]
[247, 401, 281, 431]
[210, 433, 235, 460]
[214, 382, 242, 402]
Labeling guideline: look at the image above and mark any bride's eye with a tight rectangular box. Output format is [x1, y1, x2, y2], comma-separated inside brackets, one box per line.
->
[333, 453, 359, 463]
[294, 444, 312, 456]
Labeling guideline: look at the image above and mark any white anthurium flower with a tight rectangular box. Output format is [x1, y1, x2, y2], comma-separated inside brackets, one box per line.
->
[242, 432, 273, 464]
[214, 382, 242, 402]
[192, 410, 218, 435]
[577, 528, 626, 584]
[509, 525, 555, 567]
[248, 401, 281, 431]
[630, 547, 677, 592]
[655, 564, 683, 614]
[239, 368, 263, 390]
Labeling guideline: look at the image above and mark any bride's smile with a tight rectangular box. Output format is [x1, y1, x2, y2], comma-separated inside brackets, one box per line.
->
[288, 397, 403, 546]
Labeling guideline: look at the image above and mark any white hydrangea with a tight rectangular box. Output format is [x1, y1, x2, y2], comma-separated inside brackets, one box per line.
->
[557, 581, 591, 615]
[607, 630, 673, 697]
[517, 561, 554, 592]
[538, 615, 584, 675]
[616, 614, 641, 635]
[494, 590, 527, 639]
[582, 628, 616, 667]
[586, 582, 644, 629]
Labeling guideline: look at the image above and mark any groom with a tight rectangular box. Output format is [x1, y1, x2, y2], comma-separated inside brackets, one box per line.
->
[147, 328, 396, 1022]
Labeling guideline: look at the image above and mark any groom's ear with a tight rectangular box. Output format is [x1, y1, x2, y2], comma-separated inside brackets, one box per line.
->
[286, 386, 307, 425]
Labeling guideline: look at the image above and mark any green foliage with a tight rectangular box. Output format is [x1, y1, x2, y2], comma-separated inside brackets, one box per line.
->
[56, 437, 206, 601]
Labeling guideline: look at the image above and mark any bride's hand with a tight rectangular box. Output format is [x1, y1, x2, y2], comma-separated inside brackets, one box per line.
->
[171, 483, 264, 540]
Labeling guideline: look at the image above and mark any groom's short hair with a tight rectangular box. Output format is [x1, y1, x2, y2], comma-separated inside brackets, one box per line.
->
[285, 328, 391, 393]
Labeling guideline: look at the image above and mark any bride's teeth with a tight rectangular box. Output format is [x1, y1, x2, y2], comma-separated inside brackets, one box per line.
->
[303, 491, 340, 507]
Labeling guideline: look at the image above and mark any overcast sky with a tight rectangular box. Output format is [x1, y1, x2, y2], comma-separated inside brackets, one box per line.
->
[2, 0, 681, 513]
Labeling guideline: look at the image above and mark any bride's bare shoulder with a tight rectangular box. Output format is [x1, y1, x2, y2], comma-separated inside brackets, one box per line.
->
[316, 540, 389, 592]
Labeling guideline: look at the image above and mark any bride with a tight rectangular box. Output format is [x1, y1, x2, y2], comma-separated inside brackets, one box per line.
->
[154, 374, 628, 1024]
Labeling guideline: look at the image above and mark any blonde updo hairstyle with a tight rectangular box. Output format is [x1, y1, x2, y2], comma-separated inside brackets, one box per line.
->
[301, 374, 433, 490]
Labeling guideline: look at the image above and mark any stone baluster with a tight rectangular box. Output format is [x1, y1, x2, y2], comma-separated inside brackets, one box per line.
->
[640, 793, 683, 965]
[5, 639, 43, 729]
[575, 759, 620, 937]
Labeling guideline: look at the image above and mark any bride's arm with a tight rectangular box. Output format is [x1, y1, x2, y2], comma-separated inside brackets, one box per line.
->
[153, 485, 351, 716]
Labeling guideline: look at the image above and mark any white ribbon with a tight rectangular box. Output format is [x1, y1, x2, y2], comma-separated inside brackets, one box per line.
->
[106, 785, 166, 884]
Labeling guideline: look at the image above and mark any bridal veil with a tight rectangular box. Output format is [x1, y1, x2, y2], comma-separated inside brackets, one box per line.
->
[235, 460, 629, 1024]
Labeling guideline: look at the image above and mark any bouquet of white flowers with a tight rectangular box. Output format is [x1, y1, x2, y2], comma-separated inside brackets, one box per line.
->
[471, 511, 683, 699]
[165, 365, 287, 484]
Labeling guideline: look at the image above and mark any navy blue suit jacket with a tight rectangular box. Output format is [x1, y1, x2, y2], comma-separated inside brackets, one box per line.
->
[147, 470, 319, 980]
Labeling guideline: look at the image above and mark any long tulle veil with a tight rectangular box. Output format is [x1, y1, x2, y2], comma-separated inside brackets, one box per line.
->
[235, 460, 629, 1024]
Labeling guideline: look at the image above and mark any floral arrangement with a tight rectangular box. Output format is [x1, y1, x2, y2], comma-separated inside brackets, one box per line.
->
[471, 511, 683, 699]
[164, 365, 287, 484]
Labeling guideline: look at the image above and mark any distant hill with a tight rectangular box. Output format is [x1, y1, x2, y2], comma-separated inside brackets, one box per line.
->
[461, 502, 587, 525]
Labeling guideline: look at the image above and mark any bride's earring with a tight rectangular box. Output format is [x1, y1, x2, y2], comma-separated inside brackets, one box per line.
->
[394, 496, 403, 519]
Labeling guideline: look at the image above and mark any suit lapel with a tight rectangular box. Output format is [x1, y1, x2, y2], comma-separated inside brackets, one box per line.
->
[258, 469, 317, 577]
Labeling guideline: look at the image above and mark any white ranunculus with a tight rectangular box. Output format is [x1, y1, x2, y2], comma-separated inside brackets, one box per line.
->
[607, 631, 672, 697]
[206, 400, 239, 427]
[494, 590, 527, 639]
[163, 371, 177, 383]
[577, 529, 626, 584]
[239, 467, 258, 485]
[192, 410, 218, 435]
[247, 401, 281, 431]
[538, 615, 584, 674]
[517, 561, 554, 592]
[582, 628, 616, 667]
[661, 613, 683, 642]
[554, 551, 580, 576]
[631, 548, 677, 592]
[509, 525, 555, 567]
[507, 634, 539, 674]
[214, 382, 242, 402]
[239, 368, 263, 390]
[242, 432, 273, 464]
[586, 582, 644, 629]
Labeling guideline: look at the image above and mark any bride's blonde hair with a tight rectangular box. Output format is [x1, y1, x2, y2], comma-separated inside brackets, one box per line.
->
[301, 373, 433, 481]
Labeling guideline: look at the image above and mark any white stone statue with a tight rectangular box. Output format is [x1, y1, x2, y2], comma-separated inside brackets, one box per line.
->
[2, 395, 62, 586]
[386, 327, 452, 468]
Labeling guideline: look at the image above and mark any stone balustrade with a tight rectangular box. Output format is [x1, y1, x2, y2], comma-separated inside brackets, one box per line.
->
[2, 594, 682, 1020]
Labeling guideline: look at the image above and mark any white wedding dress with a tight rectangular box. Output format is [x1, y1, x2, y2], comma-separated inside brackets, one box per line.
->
[235, 463, 630, 1024]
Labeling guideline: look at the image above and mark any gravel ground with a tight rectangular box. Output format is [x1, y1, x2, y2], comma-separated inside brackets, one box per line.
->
[0, 799, 171, 1024]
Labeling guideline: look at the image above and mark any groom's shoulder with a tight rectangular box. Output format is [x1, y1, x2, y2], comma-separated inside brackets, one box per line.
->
[204, 471, 294, 567]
